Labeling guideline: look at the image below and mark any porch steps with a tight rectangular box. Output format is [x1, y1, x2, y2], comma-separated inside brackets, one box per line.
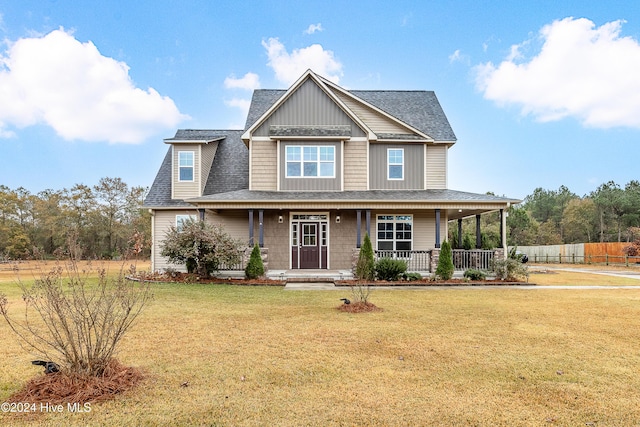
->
[267, 269, 353, 283]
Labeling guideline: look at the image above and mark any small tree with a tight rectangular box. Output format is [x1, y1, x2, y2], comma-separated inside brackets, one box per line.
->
[245, 244, 265, 279]
[0, 236, 152, 377]
[435, 240, 454, 280]
[355, 234, 375, 281]
[160, 219, 243, 278]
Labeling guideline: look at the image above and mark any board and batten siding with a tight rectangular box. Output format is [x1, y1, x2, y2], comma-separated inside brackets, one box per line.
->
[250, 140, 278, 190]
[199, 142, 219, 193]
[253, 79, 365, 138]
[279, 141, 342, 191]
[426, 144, 447, 189]
[172, 145, 201, 199]
[343, 139, 368, 190]
[333, 91, 413, 136]
[369, 143, 424, 190]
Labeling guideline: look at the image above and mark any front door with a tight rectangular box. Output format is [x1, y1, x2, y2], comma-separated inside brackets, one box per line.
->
[291, 213, 328, 269]
[299, 222, 320, 269]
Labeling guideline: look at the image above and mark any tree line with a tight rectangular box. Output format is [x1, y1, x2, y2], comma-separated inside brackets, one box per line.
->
[453, 181, 640, 249]
[0, 178, 150, 260]
[2, 177, 639, 260]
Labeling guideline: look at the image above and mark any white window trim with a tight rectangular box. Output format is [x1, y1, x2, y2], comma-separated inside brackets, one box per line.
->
[178, 151, 195, 182]
[376, 214, 413, 251]
[387, 148, 404, 181]
[285, 145, 336, 178]
[176, 214, 196, 231]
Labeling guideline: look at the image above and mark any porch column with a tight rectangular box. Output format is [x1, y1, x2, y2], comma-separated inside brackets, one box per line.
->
[435, 209, 441, 248]
[356, 210, 362, 248]
[258, 209, 264, 248]
[476, 214, 482, 249]
[366, 209, 371, 237]
[198, 208, 205, 221]
[248, 209, 254, 246]
[500, 208, 506, 251]
[457, 218, 463, 248]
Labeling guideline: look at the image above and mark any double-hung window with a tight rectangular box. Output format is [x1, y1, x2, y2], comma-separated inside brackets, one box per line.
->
[387, 148, 404, 180]
[286, 145, 335, 178]
[178, 151, 194, 181]
[377, 215, 412, 251]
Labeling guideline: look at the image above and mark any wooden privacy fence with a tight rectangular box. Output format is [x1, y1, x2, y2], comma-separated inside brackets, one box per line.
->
[512, 243, 640, 266]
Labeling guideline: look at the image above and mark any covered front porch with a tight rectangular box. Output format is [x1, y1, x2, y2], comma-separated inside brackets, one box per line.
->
[187, 189, 518, 277]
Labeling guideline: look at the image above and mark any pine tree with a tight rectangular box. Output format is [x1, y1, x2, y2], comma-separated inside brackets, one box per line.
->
[245, 244, 265, 279]
[435, 240, 454, 280]
[355, 234, 375, 281]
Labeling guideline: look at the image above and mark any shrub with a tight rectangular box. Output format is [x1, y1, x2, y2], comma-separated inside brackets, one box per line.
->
[375, 257, 407, 281]
[355, 234, 375, 281]
[492, 258, 529, 281]
[160, 219, 243, 278]
[0, 256, 152, 377]
[402, 272, 422, 281]
[464, 269, 487, 281]
[435, 240, 454, 280]
[245, 244, 265, 279]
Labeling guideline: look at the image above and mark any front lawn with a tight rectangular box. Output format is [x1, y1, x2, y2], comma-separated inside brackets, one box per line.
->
[1, 274, 640, 425]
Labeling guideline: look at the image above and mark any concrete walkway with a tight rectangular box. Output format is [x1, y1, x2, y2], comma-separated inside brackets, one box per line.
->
[284, 282, 640, 290]
[541, 266, 640, 281]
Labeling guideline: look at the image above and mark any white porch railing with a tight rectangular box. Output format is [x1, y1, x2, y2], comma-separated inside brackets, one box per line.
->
[374, 250, 432, 272]
[452, 249, 495, 270]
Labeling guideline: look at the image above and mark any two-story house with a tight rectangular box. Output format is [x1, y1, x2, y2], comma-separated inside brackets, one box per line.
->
[143, 70, 519, 275]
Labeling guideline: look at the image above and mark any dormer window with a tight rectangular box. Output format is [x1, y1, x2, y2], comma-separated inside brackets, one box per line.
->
[179, 151, 194, 181]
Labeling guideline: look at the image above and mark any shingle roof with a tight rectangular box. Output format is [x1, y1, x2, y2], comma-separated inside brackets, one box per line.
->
[187, 189, 517, 203]
[244, 87, 457, 142]
[351, 90, 456, 141]
[143, 130, 247, 208]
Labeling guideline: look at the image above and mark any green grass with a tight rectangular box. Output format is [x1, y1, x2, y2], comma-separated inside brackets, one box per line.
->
[1, 272, 640, 425]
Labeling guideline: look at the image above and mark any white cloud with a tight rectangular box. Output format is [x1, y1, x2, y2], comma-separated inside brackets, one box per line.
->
[224, 72, 261, 91]
[448, 49, 469, 65]
[304, 23, 324, 35]
[224, 97, 251, 116]
[0, 28, 188, 144]
[474, 17, 640, 129]
[261, 37, 343, 85]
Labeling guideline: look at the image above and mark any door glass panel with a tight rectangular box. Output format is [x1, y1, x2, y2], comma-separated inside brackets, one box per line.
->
[303, 224, 317, 246]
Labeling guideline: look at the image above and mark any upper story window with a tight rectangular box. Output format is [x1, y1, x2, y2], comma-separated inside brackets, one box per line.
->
[387, 148, 404, 180]
[286, 146, 335, 178]
[178, 151, 194, 181]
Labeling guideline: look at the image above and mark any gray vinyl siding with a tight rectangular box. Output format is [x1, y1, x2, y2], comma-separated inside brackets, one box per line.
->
[369, 143, 424, 190]
[426, 144, 447, 189]
[253, 79, 366, 138]
[279, 141, 342, 191]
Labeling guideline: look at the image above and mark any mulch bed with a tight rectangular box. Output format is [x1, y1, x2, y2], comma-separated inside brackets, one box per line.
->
[336, 301, 383, 313]
[132, 272, 530, 286]
[6, 359, 145, 406]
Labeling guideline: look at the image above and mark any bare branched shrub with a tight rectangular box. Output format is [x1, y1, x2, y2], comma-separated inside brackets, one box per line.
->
[0, 237, 152, 377]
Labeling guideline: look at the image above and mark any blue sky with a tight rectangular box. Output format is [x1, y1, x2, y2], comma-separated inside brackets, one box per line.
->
[1, 0, 638, 200]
